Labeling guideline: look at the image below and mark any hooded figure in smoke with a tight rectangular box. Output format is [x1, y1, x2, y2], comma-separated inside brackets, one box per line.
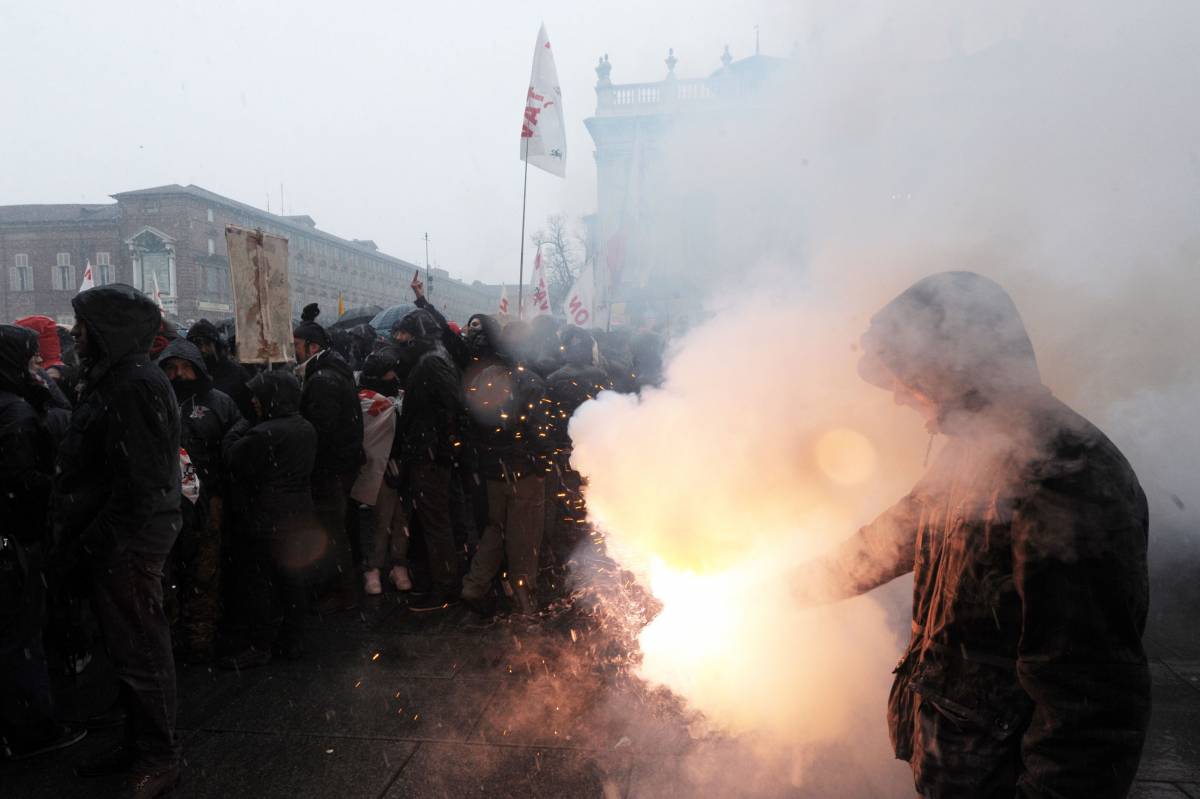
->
[794, 272, 1150, 799]
[186, 318, 253, 421]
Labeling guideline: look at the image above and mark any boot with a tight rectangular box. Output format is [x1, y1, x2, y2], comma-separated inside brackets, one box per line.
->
[75, 743, 135, 778]
[117, 764, 180, 799]
[363, 569, 382, 596]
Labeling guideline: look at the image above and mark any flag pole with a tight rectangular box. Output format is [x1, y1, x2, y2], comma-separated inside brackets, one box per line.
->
[518, 137, 530, 319]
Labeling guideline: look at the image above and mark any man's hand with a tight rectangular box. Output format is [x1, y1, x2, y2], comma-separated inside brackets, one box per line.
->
[411, 270, 425, 300]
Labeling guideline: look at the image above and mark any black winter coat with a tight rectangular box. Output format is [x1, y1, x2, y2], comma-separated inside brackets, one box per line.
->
[208, 356, 254, 421]
[0, 325, 55, 546]
[299, 349, 363, 478]
[465, 359, 555, 481]
[54, 285, 181, 557]
[796, 272, 1150, 799]
[157, 338, 243, 496]
[394, 342, 463, 466]
[223, 371, 317, 540]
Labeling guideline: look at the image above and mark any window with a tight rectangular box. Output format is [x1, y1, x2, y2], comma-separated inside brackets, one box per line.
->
[207, 208, 214, 223]
[208, 237, 215, 256]
[53, 253, 74, 291]
[10, 254, 31, 292]
[96, 252, 112, 285]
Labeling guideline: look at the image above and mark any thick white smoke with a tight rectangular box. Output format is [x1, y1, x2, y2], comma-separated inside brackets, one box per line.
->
[568, 2, 1199, 795]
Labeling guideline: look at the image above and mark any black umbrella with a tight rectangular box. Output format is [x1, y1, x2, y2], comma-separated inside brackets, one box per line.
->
[331, 305, 384, 330]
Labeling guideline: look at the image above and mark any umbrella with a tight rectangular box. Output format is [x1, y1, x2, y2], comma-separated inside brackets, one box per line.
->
[331, 304, 384, 330]
[370, 303, 416, 336]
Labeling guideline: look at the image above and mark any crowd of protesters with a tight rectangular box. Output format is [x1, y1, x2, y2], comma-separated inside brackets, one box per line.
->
[0, 273, 666, 797]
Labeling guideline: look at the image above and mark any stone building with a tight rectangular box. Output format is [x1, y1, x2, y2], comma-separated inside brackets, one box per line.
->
[583, 47, 791, 319]
[0, 183, 492, 326]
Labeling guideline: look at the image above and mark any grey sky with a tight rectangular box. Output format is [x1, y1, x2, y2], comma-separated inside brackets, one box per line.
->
[1, 0, 804, 284]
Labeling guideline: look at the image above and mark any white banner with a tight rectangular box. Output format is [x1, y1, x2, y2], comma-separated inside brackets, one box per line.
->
[525, 245, 551, 318]
[520, 23, 566, 178]
[77, 260, 95, 293]
[498, 283, 510, 316]
[562, 261, 595, 328]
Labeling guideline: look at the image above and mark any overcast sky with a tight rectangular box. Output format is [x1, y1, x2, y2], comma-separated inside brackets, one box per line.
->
[0, 0, 814, 284]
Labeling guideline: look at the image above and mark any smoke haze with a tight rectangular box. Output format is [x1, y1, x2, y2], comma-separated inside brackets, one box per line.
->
[567, 2, 1199, 795]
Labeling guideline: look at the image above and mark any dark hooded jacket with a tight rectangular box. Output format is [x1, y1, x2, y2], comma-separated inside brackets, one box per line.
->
[392, 326, 464, 467]
[797, 272, 1150, 799]
[157, 338, 243, 496]
[298, 348, 364, 479]
[54, 284, 181, 558]
[413, 296, 469, 369]
[0, 325, 55, 546]
[546, 327, 611, 444]
[222, 371, 317, 539]
[187, 318, 254, 420]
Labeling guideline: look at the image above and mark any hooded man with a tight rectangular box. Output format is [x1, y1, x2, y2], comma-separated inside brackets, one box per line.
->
[0, 325, 87, 762]
[293, 303, 365, 612]
[53, 284, 182, 798]
[186, 318, 253, 420]
[156, 339, 242, 663]
[220, 371, 319, 668]
[791, 272, 1150, 799]
[390, 307, 465, 610]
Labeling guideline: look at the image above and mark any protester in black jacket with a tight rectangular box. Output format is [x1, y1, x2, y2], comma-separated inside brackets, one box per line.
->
[0, 325, 86, 762]
[294, 304, 364, 612]
[53, 284, 181, 796]
[221, 371, 318, 668]
[391, 309, 465, 610]
[459, 324, 557, 616]
[157, 339, 242, 663]
[187, 318, 253, 420]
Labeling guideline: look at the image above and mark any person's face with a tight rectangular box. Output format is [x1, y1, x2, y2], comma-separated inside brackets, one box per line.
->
[891, 378, 940, 432]
[196, 339, 218, 358]
[27, 355, 40, 374]
[163, 358, 198, 381]
[294, 337, 321, 362]
[70, 320, 91, 359]
[392, 329, 413, 345]
[468, 318, 483, 333]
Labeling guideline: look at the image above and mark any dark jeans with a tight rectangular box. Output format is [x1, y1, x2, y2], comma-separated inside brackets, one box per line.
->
[312, 471, 358, 597]
[242, 538, 308, 652]
[90, 550, 179, 769]
[409, 462, 461, 596]
[0, 538, 57, 754]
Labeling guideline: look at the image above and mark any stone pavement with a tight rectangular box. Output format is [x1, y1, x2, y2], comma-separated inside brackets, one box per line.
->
[2, 591, 1198, 798]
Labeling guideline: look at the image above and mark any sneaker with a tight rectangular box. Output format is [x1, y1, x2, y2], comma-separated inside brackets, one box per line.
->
[85, 703, 128, 730]
[407, 593, 459, 613]
[389, 565, 413, 592]
[218, 646, 272, 670]
[363, 569, 382, 595]
[75, 743, 135, 778]
[0, 723, 87, 762]
[460, 592, 497, 618]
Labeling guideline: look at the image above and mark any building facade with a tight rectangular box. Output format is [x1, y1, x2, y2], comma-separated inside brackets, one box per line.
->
[583, 47, 791, 316]
[0, 184, 494, 327]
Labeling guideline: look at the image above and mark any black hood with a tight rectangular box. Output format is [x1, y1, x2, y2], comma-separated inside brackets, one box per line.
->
[560, 326, 597, 367]
[466, 313, 504, 358]
[247, 370, 302, 419]
[304, 347, 355, 383]
[394, 308, 440, 341]
[0, 324, 38, 395]
[186, 318, 227, 356]
[156, 338, 214, 393]
[72, 283, 160, 377]
[859, 271, 1043, 413]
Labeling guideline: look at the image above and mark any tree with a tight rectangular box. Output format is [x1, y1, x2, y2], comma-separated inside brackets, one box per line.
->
[531, 214, 588, 309]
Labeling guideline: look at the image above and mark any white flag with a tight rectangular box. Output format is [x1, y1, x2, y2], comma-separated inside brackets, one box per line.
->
[77, 260, 95, 293]
[561, 261, 596, 328]
[498, 284, 510, 316]
[520, 23, 566, 178]
[525, 246, 551, 318]
[151, 272, 166, 312]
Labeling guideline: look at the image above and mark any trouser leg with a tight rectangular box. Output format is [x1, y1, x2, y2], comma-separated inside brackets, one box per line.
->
[371, 482, 411, 570]
[181, 496, 223, 655]
[0, 542, 57, 752]
[90, 552, 178, 769]
[461, 480, 510, 599]
[505, 475, 546, 603]
[409, 463, 460, 596]
[244, 540, 281, 651]
[312, 473, 356, 597]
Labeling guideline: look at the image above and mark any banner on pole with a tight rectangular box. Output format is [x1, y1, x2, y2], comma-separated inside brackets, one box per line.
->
[525, 245, 551, 318]
[77, 260, 95, 293]
[520, 23, 567, 178]
[226, 225, 293, 364]
[498, 284, 510, 316]
[562, 261, 596, 328]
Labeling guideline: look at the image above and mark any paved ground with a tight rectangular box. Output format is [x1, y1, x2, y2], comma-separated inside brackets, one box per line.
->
[3, 588, 1198, 798]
